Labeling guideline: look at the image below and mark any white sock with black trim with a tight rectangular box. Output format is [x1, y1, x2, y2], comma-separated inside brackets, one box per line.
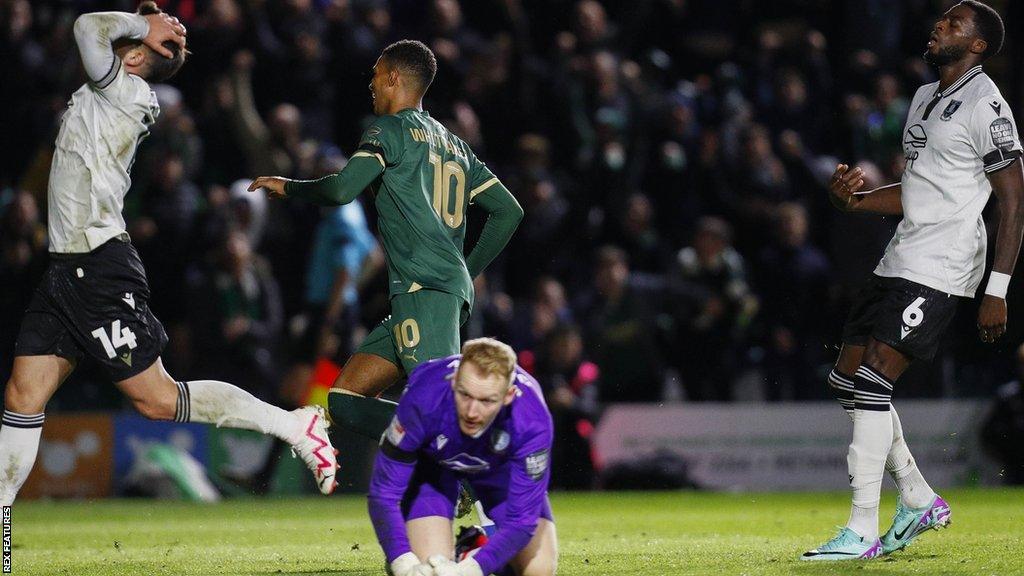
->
[886, 406, 936, 508]
[0, 410, 46, 506]
[828, 369, 856, 416]
[177, 380, 302, 443]
[830, 369, 933, 506]
[846, 365, 895, 540]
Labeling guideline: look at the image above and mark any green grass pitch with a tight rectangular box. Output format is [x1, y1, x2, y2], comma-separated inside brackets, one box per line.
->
[9, 488, 1024, 575]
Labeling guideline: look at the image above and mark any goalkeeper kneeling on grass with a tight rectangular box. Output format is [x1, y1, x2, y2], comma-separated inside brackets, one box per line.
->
[368, 338, 558, 576]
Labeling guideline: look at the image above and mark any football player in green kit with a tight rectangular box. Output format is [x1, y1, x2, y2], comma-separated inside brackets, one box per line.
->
[248, 40, 523, 451]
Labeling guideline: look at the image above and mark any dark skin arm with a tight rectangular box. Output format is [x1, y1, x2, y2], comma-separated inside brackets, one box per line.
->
[978, 159, 1024, 342]
[828, 164, 903, 216]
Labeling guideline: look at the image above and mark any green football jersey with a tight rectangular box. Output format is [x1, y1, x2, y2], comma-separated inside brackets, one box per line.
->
[354, 108, 500, 309]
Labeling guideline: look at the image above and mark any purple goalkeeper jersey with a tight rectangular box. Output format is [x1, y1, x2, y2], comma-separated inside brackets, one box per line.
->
[368, 355, 554, 575]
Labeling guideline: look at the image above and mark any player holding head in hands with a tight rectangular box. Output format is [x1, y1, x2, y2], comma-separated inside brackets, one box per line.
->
[0, 2, 338, 505]
[368, 339, 557, 576]
[248, 41, 522, 451]
[805, 1, 1023, 561]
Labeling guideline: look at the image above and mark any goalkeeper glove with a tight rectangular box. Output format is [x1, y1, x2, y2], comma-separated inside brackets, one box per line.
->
[388, 552, 424, 576]
[428, 555, 483, 576]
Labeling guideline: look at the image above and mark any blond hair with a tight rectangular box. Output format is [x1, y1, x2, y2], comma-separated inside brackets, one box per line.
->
[460, 338, 517, 384]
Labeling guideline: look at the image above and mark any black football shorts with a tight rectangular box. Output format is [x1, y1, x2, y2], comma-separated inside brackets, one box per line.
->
[14, 237, 168, 381]
[841, 274, 960, 361]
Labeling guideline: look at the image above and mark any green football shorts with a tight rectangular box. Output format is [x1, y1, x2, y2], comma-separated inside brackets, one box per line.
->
[356, 289, 468, 375]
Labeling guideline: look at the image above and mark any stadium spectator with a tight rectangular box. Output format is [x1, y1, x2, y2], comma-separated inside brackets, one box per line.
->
[0, 191, 47, 382]
[612, 192, 667, 274]
[503, 174, 572, 296]
[668, 217, 757, 401]
[130, 152, 202, 368]
[189, 229, 284, 399]
[574, 246, 665, 403]
[509, 276, 573, 354]
[755, 202, 831, 400]
[301, 188, 381, 364]
[525, 323, 600, 490]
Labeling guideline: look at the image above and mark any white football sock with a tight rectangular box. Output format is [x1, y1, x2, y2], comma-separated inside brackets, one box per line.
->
[847, 504, 878, 540]
[886, 406, 935, 509]
[831, 370, 933, 504]
[178, 380, 302, 443]
[847, 409, 891, 539]
[0, 411, 45, 506]
[846, 366, 895, 540]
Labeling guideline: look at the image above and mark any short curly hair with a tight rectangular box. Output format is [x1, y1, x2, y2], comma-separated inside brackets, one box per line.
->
[380, 40, 437, 93]
[959, 0, 1004, 59]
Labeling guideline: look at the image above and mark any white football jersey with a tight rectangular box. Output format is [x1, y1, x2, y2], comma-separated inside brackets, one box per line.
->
[48, 13, 159, 253]
[875, 66, 1022, 297]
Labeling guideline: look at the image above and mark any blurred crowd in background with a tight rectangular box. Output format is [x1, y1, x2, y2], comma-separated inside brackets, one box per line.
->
[2, 0, 1023, 487]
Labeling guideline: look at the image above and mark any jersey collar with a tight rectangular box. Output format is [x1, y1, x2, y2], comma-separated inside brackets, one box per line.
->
[934, 65, 983, 98]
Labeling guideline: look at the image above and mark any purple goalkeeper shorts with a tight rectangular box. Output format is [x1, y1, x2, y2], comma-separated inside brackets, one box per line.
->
[402, 462, 554, 524]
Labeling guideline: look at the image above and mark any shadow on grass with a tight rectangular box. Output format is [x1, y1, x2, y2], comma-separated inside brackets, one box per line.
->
[789, 556, 969, 576]
[245, 565, 378, 569]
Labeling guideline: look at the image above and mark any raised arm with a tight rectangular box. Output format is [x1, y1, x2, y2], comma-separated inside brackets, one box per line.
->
[73, 10, 185, 87]
[73, 12, 149, 87]
[827, 164, 903, 216]
[466, 182, 524, 278]
[977, 160, 1024, 342]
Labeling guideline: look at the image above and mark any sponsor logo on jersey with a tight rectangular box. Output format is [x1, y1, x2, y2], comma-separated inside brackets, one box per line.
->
[904, 124, 928, 148]
[525, 448, 550, 480]
[490, 429, 510, 454]
[435, 434, 448, 451]
[904, 124, 928, 169]
[940, 100, 962, 121]
[990, 101, 1002, 116]
[990, 118, 1015, 151]
[122, 292, 135, 310]
[441, 453, 491, 474]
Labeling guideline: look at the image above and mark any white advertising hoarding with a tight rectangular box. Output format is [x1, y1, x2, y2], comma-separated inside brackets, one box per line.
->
[592, 400, 997, 490]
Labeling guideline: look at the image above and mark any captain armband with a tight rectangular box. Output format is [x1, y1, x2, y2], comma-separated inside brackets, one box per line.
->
[380, 437, 417, 463]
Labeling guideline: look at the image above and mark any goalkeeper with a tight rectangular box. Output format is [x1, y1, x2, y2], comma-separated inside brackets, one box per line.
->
[368, 339, 557, 576]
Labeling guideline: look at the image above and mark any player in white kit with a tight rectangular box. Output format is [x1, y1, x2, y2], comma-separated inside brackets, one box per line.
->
[0, 3, 338, 504]
[802, 1, 1024, 561]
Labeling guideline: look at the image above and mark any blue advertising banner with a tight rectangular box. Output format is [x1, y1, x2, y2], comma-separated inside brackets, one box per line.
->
[112, 415, 209, 480]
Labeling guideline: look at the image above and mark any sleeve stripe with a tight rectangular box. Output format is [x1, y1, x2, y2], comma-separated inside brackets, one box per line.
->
[469, 177, 499, 199]
[97, 56, 121, 89]
[357, 142, 386, 155]
[985, 157, 1019, 173]
[352, 151, 386, 168]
